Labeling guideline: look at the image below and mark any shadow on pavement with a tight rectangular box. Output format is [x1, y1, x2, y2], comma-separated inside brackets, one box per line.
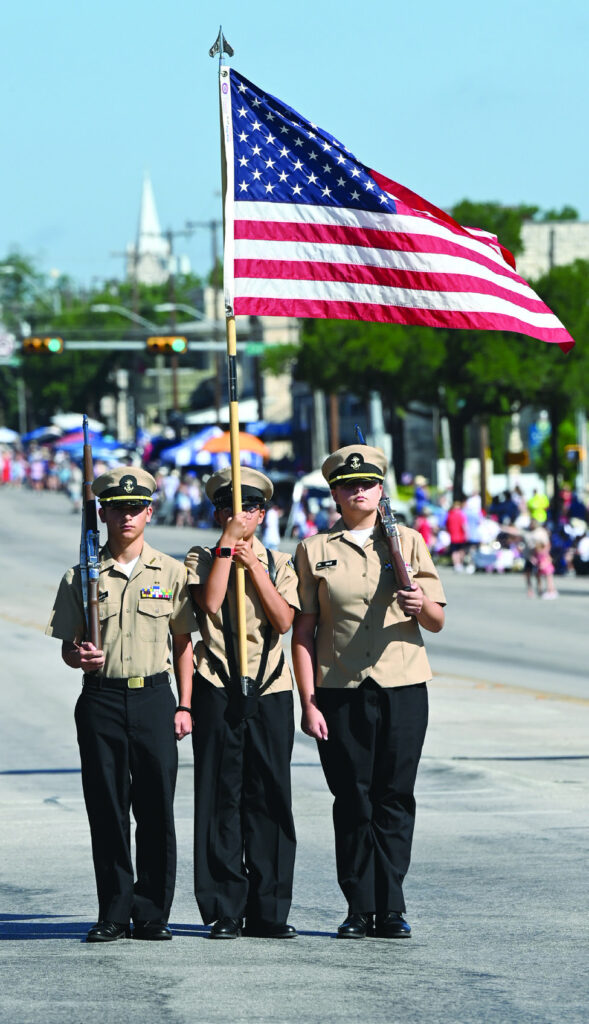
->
[0, 914, 90, 940]
[0, 768, 81, 775]
[0, 916, 338, 941]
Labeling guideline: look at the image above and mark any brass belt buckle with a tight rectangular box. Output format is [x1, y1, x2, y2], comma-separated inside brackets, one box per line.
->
[128, 676, 145, 689]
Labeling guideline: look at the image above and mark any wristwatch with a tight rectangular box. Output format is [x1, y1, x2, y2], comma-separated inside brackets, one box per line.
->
[215, 546, 235, 558]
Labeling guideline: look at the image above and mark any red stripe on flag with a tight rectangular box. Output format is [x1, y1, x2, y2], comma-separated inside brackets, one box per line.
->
[232, 296, 574, 350]
[234, 219, 521, 283]
[234, 258, 546, 313]
[369, 169, 518, 270]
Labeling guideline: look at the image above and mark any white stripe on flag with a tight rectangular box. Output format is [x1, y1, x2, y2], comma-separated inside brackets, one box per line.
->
[233, 277, 564, 327]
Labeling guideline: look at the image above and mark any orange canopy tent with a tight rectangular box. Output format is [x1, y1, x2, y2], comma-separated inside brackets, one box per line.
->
[201, 431, 270, 459]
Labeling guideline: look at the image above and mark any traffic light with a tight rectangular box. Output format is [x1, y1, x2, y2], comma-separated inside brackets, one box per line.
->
[146, 336, 188, 354]
[565, 444, 585, 465]
[22, 336, 64, 354]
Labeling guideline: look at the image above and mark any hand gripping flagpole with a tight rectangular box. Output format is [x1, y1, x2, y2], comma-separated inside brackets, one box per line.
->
[211, 30, 252, 699]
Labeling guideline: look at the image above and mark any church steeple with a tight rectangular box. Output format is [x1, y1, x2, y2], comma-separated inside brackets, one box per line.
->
[126, 172, 170, 285]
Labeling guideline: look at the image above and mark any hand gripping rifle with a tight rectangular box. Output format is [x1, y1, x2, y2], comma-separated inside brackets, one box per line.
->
[80, 415, 102, 648]
[354, 425, 413, 592]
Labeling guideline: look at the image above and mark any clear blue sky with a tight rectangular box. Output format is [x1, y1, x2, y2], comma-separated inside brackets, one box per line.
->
[2, 0, 588, 285]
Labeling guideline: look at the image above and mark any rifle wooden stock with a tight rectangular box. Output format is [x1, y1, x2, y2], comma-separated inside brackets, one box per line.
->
[377, 496, 412, 591]
[81, 417, 102, 649]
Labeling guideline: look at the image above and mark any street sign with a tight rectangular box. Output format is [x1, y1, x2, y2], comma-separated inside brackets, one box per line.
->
[245, 342, 265, 355]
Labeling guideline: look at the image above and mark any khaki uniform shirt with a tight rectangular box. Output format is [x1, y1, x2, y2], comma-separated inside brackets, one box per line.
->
[295, 520, 446, 689]
[46, 541, 197, 678]
[185, 536, 300, 695]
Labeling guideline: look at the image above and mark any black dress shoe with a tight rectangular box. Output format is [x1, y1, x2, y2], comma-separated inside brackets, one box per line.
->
[209, 916, 242, 939]
[242, 920, 297, 938]
[337, 912, 372, 939]
[373, 912, 411, 938]
[133, 921, 173, 941]
[86, 921, 130, 943]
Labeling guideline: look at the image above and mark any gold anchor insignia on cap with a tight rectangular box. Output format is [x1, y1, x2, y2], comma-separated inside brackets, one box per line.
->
[121, 476, 136, 494]
[348, 454, 363, 470]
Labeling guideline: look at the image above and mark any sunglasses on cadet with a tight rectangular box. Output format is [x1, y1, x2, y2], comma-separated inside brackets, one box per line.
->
[337, 479, 379, 490]
[218, 502, 265, 513]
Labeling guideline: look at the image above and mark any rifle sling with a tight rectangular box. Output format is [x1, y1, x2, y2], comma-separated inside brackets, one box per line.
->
[204, 548, 284, 697]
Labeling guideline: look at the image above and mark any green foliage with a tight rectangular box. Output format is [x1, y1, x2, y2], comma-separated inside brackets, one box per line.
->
[20, 350, 114, 424]
[535, 417, 578, 485]
[538, 206, 579, 223]
[515, 260, 589, 410]
[488, 416, 507, 474]
[450, 200, 539, 256]
[0, 254, 205, 429]
[292, 319, 445, 408]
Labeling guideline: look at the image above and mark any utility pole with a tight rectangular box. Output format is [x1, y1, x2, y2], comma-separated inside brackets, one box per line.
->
[186, 218, 223, 423]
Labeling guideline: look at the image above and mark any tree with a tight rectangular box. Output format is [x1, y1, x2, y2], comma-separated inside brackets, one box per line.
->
[0, 256, 204, 430]
[450, 200, 539, 257]
[513, 260, 589, 512]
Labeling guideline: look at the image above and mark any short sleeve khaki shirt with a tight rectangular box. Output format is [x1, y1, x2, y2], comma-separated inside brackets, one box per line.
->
[295, 520, 446, 689]
[46, 541, 197, 678]
[184, 536, 300, 695]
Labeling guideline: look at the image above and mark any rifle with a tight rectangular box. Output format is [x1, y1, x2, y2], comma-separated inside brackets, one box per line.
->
[354, 425, 413, 592]
[80, 415, 102, 648]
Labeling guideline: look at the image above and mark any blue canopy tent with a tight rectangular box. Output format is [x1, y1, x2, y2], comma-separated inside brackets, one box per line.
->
[159, 426, 223, 467]
[54, 431, 124, 462]
[20, 425, 63, 443]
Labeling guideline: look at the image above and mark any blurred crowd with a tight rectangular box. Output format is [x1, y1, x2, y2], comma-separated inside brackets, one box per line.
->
[1, 444, 85, 509]
[410, 475, 589, 593]
[3, 443, 589, 588]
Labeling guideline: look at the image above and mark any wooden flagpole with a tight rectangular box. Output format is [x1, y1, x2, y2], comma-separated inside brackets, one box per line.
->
[211, 28, 250, 688]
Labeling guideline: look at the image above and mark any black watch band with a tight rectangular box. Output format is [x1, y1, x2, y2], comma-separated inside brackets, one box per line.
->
[176, 705, 192, 714]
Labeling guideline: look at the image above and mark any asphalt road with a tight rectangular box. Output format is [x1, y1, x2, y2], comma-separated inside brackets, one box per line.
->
[1, 487, 588, 1024]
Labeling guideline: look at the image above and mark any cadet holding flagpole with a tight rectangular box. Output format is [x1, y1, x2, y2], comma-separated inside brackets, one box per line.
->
[179, 31, 299, 941]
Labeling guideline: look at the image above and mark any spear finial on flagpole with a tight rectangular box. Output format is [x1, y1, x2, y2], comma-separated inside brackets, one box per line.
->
[209, 26, 234, 65]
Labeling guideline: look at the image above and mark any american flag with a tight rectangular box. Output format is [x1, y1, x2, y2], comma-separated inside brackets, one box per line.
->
[219, 67, 574, 352]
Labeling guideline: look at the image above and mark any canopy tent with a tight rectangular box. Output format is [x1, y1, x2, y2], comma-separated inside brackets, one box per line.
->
[245, 420, 293, 439]
[51, 413, 104, 432]
[20, 425, 63, 443]
[0, 427, 19, 443]
[53, 429, 110, 450]
[159, 426, 224, 467]
[201, 431, 270, 459]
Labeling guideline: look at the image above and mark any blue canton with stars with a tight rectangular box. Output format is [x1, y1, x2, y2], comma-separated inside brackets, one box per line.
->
[229, 69, 396, 214]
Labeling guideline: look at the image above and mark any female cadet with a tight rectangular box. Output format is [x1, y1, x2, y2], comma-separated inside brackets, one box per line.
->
[185, 467, 299, 940]
[292, 445, 446, 939]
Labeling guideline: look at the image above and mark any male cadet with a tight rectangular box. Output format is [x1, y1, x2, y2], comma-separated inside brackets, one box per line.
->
[46, 467, 196, 942]
[184, 467, 299, 939]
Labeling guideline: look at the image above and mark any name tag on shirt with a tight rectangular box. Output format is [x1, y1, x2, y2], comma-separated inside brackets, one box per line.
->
[140, 585, 172, 600]
[315, 560, 337, 570]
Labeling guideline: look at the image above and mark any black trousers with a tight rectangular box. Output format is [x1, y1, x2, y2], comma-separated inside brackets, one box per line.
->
[74, 683, 178, 924]
[192, 678, 296, 925]
[315, 680, 428, 915]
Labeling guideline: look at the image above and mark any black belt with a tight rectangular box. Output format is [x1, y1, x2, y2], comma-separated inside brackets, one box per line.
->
[83, 672, 169, 690]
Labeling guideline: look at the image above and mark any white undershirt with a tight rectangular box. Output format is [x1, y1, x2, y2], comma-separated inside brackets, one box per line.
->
[348, 527, 374, 548]
[116, 555, 140, 578]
